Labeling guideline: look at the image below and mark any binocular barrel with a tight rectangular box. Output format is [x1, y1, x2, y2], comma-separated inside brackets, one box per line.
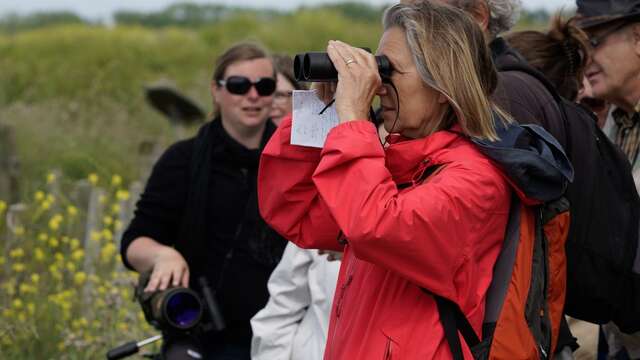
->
[294, 52, 392, 82]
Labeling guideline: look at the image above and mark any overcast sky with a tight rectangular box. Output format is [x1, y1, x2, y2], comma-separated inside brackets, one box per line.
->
[0, 0, 576, 20]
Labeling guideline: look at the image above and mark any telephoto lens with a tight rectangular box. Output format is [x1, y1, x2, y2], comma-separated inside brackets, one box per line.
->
[150, 287, 203, 331]
[294, 52, 392, 82]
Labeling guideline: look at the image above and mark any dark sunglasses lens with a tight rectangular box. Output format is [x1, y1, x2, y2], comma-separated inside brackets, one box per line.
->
[225, 76, 252, 95]
[255, 78, 276, 96]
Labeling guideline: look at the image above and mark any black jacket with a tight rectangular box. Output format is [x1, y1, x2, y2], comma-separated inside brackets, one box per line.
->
[121, 119, 286, 347]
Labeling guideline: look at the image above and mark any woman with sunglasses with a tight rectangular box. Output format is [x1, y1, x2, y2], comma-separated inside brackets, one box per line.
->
[120, 42, 287, 359]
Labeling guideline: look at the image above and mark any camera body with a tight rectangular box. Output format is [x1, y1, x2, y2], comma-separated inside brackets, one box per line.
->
[136, 272, 225, 336]
[294, 52, 393, 82]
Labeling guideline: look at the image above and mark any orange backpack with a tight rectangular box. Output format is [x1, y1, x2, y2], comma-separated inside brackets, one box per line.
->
[427, 123, 573, 360]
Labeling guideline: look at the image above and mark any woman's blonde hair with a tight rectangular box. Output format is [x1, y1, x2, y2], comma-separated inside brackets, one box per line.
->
[384, 2, 507, 140]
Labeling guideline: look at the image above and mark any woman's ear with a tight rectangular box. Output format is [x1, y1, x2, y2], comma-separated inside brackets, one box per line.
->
[437, 92, 448, 104]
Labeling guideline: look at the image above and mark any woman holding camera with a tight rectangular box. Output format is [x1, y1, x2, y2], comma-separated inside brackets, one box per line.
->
[258, 3, 512, 358]
[121, 42, 286, 359]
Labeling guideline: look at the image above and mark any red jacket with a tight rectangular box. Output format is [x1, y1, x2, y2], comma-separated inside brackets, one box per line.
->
[258, 116, 511, 359]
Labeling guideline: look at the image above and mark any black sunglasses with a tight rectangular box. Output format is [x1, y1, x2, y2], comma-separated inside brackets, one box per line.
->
[216, 76, 276, 96]
[588, 21, 631, 48]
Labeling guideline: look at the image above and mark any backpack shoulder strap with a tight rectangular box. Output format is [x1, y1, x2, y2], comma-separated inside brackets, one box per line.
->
[424, 289, 480, 360]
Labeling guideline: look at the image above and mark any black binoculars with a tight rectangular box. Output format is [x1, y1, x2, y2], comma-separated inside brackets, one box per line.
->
[294, 52, 393, 82]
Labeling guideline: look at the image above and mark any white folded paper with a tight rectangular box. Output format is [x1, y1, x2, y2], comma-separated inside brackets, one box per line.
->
[291, 89, 339, 148]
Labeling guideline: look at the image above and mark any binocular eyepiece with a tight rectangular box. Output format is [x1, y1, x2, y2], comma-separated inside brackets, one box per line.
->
[294, 52, 392, 82]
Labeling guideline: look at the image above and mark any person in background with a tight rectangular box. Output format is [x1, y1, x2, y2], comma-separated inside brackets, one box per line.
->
[505, 15, 611, 127]
[576, 0, 640, 358]
[250, 244, 341, 360]
[120, 42, 286, 360]
[270, 54, 305, 126]
[251, 54, 340, 360]
[505, 15, 590, 101]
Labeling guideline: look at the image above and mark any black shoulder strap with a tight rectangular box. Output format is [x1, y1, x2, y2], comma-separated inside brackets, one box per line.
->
[421, 288, 480, 360]
[415, 164, 480, 358]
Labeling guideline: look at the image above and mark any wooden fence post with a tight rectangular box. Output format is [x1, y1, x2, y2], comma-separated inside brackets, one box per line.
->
[82, 186, 105, 275]
[0, 124, 20, 204]
[4, 203, 27, 273]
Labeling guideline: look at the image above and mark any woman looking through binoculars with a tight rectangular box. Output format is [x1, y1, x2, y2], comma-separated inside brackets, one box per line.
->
[258, 2, 514, 358]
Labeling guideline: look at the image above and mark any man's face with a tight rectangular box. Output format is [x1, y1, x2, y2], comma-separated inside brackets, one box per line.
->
[585, 22, 640, 101]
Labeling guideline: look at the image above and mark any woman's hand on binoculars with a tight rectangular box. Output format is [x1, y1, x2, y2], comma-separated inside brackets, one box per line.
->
[327, 40, 382, 124]
[145, 246, 190, 292]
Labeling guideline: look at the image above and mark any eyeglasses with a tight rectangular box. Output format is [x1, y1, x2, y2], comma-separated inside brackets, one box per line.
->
[273, 90, 293, 103]
[216, 76, 276, 96]
[588, 22, 631, 48]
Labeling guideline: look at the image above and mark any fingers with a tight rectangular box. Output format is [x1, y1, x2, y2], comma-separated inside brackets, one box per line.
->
[144, 254, 190, 292]
[181, 268, 190, 288]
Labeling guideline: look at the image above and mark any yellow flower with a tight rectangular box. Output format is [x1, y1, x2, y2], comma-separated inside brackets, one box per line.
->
[90, 231, 101, 242]
[102, 229, 113, 241]
[13, 226, 25, 236]
[12, 263, 25, 272]
[66, 262, 76, 273]
[0, 200, 7, 213]
[66, 205, 78, 217]
[71, 249, 84, 261]
[38, 232, 48, 242]
[27, 303, 35, 315]
[61, 236, 69, 244]
[19, 283, 36, 294]
[46, 194, 55, 203]
[99, 194, 107, 204]
[48, 218, 61, 231]
[57, 342, 65, 351]
[114, 220, 123, 231]
[2, 309, 14, 318]
[34, 191, 45, 202]
[111, 203, 121, 214]
[111, 174, 123, 187]
[74, 271, 87, 285]
[88, 173, 99, 185]
[41, 200, 51, 210]
[117, 322, 129, 332]
[12, 299, 23, 309]
[54, 252, 64, 262]
[0, 256, 4, 266]
[46, 172, 57, 184]
[70, 238, 80, 249]
[116, 190, 130, 201]
[103, 215, 113, 226]
[17, 312, 26, 322]
[34, 247, 45, 262]
[9, 247, 24, 258]
[48, 237, 59, 248]
[97, 286, 107, 295]
[31, 274, 40, 283]
[100, 243, 117, 263]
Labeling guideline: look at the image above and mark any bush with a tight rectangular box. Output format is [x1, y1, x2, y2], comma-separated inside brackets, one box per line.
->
[0, 171, 156, 358]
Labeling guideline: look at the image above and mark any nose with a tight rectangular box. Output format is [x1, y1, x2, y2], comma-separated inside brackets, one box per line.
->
[246, 85, 260, 100]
